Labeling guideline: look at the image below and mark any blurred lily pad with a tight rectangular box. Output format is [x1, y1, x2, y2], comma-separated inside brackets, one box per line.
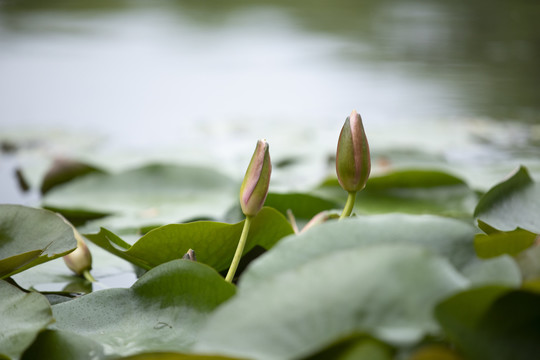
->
[264, 192, 340, 220]
[41, 163, 238, 231]
[435, 286, 540, 360]
[21, 329, 105, 360]
[0, 204, 77, 279]
[315, 169, 478, 217]
[474, 228, 538, 259]
[85, 207, 294, 272]
[194, 245, 467, 360]
[40, 158, 105, 195]
[474, 166, 540, 234]
[52, 259, 236, 357]
[240, 214, 477, 286]
[0, 280, 54, 360]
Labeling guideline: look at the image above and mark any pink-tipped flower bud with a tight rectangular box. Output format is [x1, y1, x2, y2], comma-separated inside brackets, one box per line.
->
[336, 110, 371, 192]
[239, 139, 272, 217]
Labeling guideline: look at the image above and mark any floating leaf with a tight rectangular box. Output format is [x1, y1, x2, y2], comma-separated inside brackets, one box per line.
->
[42, 163, 237, 231]
[21, 330, 105, 360]
[306, 336, 393, 360]
[0, 280, 54, 360]
[315, 169, 477, 217]
[194, 245, 467, 360]
[474, 166, 540, 234]
[40, 158, 105, 195]
[460, 255, 521, 287]
[0, 205, 77, 278]
[264, 192, 340, 220]
[85, 207, 293, 272]
[52, 259, 236, 357]
[435, 286, 540, 360]
[118, 353, 237, 360]
[474, 228, 538, 259]
[241, 214, 477, 288]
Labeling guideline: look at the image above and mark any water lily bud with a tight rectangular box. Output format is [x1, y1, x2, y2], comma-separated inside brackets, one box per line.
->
[182, 248, 197, 261]
[63, 230, 92, 276]
[240, 139, 272, 217]
[336, 110, 371, 192]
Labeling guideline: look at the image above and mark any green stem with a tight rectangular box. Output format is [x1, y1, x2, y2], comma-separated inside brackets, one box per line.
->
[225, 215, 253, 283]
[82, 269, 96, 283]
[340, 191, 357, 220]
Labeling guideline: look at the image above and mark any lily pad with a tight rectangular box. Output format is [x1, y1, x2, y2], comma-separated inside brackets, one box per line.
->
[315, 169, 478, 217]
[0, 280, 54, 360]
[40, 158, 105, 195]
[474, 228, 538, 259]
[194, 245, 467, 360]
[118, 353, 237, 360]
[306, 336, 393, 360]
[85, 207, 294, 272]
[264, 192, 340, 220]
[52, 259, 236, 357]
[41, 163, 238, 231]
[240, 214, 477, 288]
[21, 330, 105, 360]
[474, 166, 540, 234]
[435, 286, 540, 360]
[0, 205, 77, 279]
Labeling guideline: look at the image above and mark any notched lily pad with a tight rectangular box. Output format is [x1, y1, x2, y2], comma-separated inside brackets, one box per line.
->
[52, 259, 236, 357]
[85, 207, 294, 272]
[0, 204, 77, 278]
[474, 166, 540, 234]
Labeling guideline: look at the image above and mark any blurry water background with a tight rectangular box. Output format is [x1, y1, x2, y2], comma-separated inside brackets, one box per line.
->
[1, 0, 540, 203]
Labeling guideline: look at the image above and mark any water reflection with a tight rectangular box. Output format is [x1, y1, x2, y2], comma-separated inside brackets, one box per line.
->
[0, 0, 539, 197]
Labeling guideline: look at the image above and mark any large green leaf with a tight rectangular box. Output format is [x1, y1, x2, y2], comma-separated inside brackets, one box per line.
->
[21, 330, 105, 360]
[474, 166, 540, 234]
[240, 214, 477, 288]
[52, 259, 236, 357]
[0, 280, 54, 360]
[194, 245, 467, 360]
[85, 207, 294, 272]
[435, 286, 540, 360]
[41, 163, 238, 232]
[0, 205, 77, 278]
[315, 169, 478, 217]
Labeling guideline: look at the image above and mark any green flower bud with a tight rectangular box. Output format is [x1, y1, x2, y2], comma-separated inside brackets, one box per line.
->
[336, 110, 371, 192]
[63, 230, 92, 276]
[239, 139, 272, 217]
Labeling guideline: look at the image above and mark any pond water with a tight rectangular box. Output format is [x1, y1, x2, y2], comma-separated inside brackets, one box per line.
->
[1, 0, 540, 202]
